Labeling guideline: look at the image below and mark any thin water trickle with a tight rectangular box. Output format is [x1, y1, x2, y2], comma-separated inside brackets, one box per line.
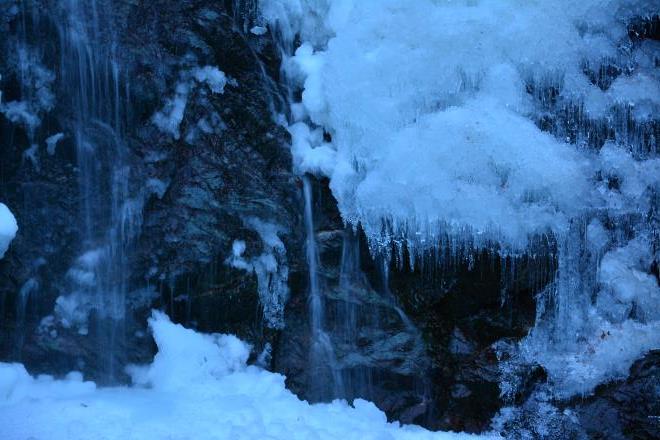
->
[302, 175, 345, 400]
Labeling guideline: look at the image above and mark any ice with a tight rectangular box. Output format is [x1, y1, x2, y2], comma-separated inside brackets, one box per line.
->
[250, 25, 268, 35]
[225, 219, 290, 328]
[262, 0, 660, 399]
[192, 66, 228, 94]
[288, 121, 336, 175]
[524, 318, 660, 398]
[0, 311, 494, 440]
[597, 237, 660, 323]
[0, 101, 40, 129]
[146, 178, 168, 199]
[521, 230, 660, 398]
[54, 292, 92, 334]
[152, 82, 190, 139]
[45, 132, 65, 155]
[0, 203, 18, 259]
[263, 0, 659, 249]
[153, 66, 228, 139]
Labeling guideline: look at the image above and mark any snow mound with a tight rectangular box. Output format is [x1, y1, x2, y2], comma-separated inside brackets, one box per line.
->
[127, 310, 250, 390]
[0, 203, 18, 258]
[0, 311, 495, 440]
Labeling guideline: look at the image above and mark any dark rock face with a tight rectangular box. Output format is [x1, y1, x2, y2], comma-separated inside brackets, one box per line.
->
[386, 242, 550, 432]
[574, 350, 660, 440]
[275, 177, 431, 423]
[0, 0, 302, 379]
[273, 177, 547, 433]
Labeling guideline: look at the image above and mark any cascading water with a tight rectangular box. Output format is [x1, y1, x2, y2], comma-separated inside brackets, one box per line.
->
[58, 0, 139, 382]
[302, 175, 344, 400]
[259, 1, 430, 406]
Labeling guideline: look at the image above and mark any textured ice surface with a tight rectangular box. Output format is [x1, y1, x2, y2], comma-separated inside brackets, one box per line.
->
[263, 0, 658, 247]
[0, 312, 496, 440]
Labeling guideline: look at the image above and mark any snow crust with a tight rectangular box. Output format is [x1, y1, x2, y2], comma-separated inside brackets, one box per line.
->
[0, 311, 495, 440]
[0, 203, 18, 259]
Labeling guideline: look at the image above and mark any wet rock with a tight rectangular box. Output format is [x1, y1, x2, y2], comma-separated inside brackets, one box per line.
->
[573, 350, 660, 440]
[0, 0, 302, 379]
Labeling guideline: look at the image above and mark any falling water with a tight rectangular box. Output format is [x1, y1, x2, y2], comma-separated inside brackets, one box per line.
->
[302, 175, 344, 400]
[54, 0, 138, 382]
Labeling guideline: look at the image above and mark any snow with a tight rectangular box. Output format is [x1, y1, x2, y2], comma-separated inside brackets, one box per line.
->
[262, 0, 660, 399]
[0, 311, 495, 440]
[0, 203, 18, 259]
[263, 0, 659, 249]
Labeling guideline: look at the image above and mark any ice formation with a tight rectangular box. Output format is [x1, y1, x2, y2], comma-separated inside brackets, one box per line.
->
[0, 203, 18, 259]
[45, 132, 65, 155]
[263, 0, 658, 246]
[226, 218, 290, 328]
[153, 66, 228, 139]
[261, 0, 660, 397]
[0, 311, 495, 440]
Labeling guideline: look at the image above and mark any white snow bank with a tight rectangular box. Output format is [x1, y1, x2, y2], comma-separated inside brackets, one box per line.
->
[0, 311, 495, 440]
[0, 203, 18, 259]
[126, 311, 250, 391]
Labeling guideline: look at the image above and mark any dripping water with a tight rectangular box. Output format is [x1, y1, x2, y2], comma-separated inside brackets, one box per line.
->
[303, 175, 345, 400]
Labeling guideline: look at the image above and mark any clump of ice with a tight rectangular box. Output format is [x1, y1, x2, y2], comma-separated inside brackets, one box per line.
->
[0, 45, 55, 132]
[45, 133, 65, 155]
[191, 66, 227, 94]
[520, 231, 660, 398]
[152, 81, 191, 139]
[0, 311, 495, 440]
[152, 66, 229, 139]
[597, 236, 660, 323]
[0, 203, 18, 259]
[226, 218, 290, 328]
[523, 318, 660, 398]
